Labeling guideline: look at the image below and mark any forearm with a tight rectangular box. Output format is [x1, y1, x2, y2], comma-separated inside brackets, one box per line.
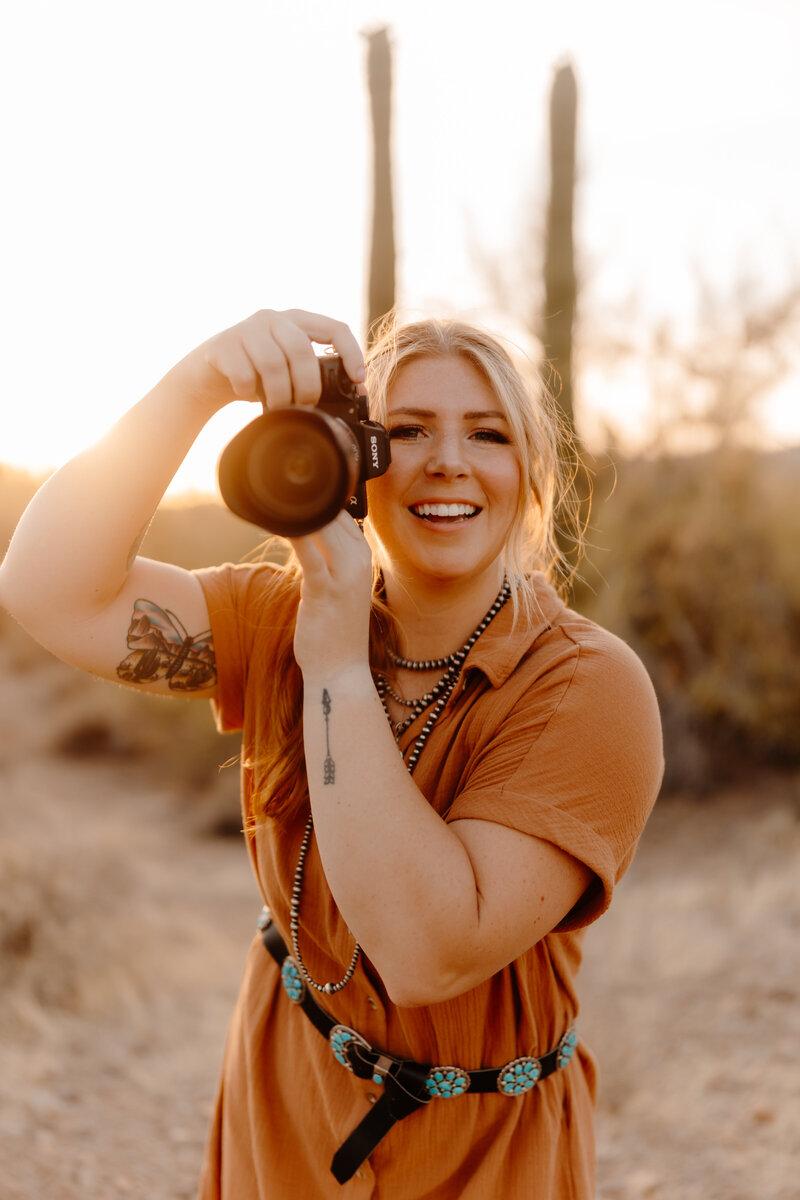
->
[303, 665, 482, 1006]
[0, 362, 224, 625]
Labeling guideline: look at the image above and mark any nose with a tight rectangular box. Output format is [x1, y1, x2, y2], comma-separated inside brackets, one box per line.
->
[424, 431, 469, 478]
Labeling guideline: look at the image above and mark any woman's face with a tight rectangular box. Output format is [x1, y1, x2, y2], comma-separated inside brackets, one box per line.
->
[366, 354, 522, 592]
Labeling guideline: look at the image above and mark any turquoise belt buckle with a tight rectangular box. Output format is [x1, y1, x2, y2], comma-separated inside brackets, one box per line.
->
[424, 1066, 470, 1098]
[280, 955, 306, 1004]
[497, 1055, 542, 1095]
[329, 1024, 372, 1073]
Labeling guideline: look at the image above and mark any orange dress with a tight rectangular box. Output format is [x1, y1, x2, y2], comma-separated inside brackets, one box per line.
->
[194, 564, 664, 1198]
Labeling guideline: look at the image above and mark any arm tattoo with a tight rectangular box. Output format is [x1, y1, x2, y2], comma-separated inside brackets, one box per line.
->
[322, 689, 335, 784]
[116, 599, 217, 691]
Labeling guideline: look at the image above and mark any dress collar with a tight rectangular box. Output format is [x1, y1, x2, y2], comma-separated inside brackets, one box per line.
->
[460, 576, 560, 688]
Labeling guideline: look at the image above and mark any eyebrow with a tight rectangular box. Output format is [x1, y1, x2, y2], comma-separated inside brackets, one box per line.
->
[389, 406, 510, 421]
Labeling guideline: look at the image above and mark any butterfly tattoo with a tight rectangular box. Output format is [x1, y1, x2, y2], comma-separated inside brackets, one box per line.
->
[116, 599, 216, 691]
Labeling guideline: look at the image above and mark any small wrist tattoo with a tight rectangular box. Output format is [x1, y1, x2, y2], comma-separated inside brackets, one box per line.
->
[322, 689, 335, 784]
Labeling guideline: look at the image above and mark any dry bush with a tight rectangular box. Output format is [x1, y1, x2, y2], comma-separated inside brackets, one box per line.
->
[140, 500, 273, 570]
[0, 825, 145, 1028]
[576, 448, 800, 790]
[0, 751, 246, 1036]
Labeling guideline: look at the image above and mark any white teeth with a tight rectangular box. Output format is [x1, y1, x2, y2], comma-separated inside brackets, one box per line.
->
[412, 503, 478, 518]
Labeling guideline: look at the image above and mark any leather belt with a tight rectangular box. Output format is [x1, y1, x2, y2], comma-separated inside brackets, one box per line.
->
[260, 913, 577, 1184]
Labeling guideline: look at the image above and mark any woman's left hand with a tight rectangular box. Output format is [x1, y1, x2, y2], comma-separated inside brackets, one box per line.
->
[290, 512, 374, 678]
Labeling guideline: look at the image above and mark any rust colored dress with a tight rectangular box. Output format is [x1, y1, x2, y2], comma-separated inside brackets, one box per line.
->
[194, 563, 664, 1199]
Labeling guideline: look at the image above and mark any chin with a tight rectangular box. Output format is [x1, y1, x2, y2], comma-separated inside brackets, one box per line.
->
[407, 554, 502, 589]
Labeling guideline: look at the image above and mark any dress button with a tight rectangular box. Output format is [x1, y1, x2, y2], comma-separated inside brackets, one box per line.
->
[367, 996, 378, 1010]
[366, 1092, 377, 1104]
[355, 1168, 366, 1179]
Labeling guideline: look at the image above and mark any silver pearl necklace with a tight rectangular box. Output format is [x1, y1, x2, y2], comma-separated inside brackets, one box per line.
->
[289, 578, 511, 997]
[289, 817, 360, 995]
[375, 662, 458, 736]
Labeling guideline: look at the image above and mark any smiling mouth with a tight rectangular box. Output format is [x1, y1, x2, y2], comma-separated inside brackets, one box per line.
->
[409, 503, 481, 523]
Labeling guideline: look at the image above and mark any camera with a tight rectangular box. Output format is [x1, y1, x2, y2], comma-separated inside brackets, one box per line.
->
[217, 355, 391, 537]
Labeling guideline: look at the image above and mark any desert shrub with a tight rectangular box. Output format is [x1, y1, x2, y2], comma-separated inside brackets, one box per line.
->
[0, 832, 144, 1023]
[576, 448, 800, 790]
[140, 500, 277, 570]
[45, 676, 245, 835]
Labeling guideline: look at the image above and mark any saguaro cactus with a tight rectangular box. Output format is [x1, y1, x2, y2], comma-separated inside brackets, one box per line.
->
[363, 27, 396, 343]
[543, 62, 578, 437]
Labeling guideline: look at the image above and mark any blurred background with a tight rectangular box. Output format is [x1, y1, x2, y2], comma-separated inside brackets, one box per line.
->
[1, 2, 798, 1197]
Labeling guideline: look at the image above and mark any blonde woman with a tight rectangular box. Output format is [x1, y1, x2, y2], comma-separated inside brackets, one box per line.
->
[0, 308, 663, 1197]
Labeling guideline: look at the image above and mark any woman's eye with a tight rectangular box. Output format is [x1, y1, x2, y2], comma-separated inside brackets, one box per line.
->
[472, 428, 511, 444]
[388, 425, 425, 440]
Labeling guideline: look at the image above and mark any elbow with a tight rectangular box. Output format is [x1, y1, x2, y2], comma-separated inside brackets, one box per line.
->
[0, 560, 22, 621]
[376, 911, 486, 1008]
[382, 963, 476, 1009]
[383, 982, 434, 1009]
[0, 561, 45, 635]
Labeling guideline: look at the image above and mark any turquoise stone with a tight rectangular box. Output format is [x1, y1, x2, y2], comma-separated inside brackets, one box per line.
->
[498, 1056, 541, 1095]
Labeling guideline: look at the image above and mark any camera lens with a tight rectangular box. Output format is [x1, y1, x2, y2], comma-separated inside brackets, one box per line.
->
[217, 408, 359, 536]
[245, 415, 344, 515]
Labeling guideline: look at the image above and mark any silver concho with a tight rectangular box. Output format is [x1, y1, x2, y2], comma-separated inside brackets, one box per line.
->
[497, 1055, 542, 1095]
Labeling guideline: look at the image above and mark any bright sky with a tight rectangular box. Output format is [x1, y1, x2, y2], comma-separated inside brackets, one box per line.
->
[1, 0, 798, 495]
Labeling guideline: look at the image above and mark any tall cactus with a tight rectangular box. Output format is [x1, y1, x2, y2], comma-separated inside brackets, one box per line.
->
[363, 27, 396, 344]
[543, 62, 578, 437]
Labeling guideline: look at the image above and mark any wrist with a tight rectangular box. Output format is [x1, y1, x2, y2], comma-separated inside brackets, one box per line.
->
[160, 353, 236, 422]
[301, 661, 375, 697]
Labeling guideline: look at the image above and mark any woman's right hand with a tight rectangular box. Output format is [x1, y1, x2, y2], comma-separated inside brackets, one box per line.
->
[173, 308, 366, 413]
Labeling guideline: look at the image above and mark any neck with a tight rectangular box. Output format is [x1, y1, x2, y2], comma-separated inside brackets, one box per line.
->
[382, 567, 506, 661]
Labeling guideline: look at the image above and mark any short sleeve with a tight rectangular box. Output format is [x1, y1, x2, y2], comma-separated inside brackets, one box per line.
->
[193, 561, 290, 733]
[447, 627, 664, 930]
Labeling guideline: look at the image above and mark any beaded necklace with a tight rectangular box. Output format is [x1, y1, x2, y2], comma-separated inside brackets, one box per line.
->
[289, 578, 512, 997]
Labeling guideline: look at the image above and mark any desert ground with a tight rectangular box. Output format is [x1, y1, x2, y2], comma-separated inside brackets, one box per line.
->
[1, 622, 798, 1200]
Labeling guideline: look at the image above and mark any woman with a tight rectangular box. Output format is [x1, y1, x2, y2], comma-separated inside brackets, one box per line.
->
[0, 308, 663, 1197]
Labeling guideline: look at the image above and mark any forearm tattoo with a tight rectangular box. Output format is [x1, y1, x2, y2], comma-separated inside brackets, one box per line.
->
[116, 599, 216, 691]
[322, 689, 335, 784]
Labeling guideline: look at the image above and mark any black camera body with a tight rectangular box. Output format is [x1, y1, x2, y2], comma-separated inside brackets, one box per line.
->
[217, 355, 391, 537]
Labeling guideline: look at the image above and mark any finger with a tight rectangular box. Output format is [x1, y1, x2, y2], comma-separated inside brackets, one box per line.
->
[290, 513, 356, 570]
[290, 532, 330, 582]
[205, 337, 261, 400]
[283, 309, 366, 384]
[300, 513, 372, 580]
[332, 510, 368, 542]
[240, 335, 293, 409]
[270, 319, 324, 406]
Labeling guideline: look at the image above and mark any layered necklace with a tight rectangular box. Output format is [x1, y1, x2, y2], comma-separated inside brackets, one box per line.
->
[288, 578, 512, 998]
[375, 577, 512, 771]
